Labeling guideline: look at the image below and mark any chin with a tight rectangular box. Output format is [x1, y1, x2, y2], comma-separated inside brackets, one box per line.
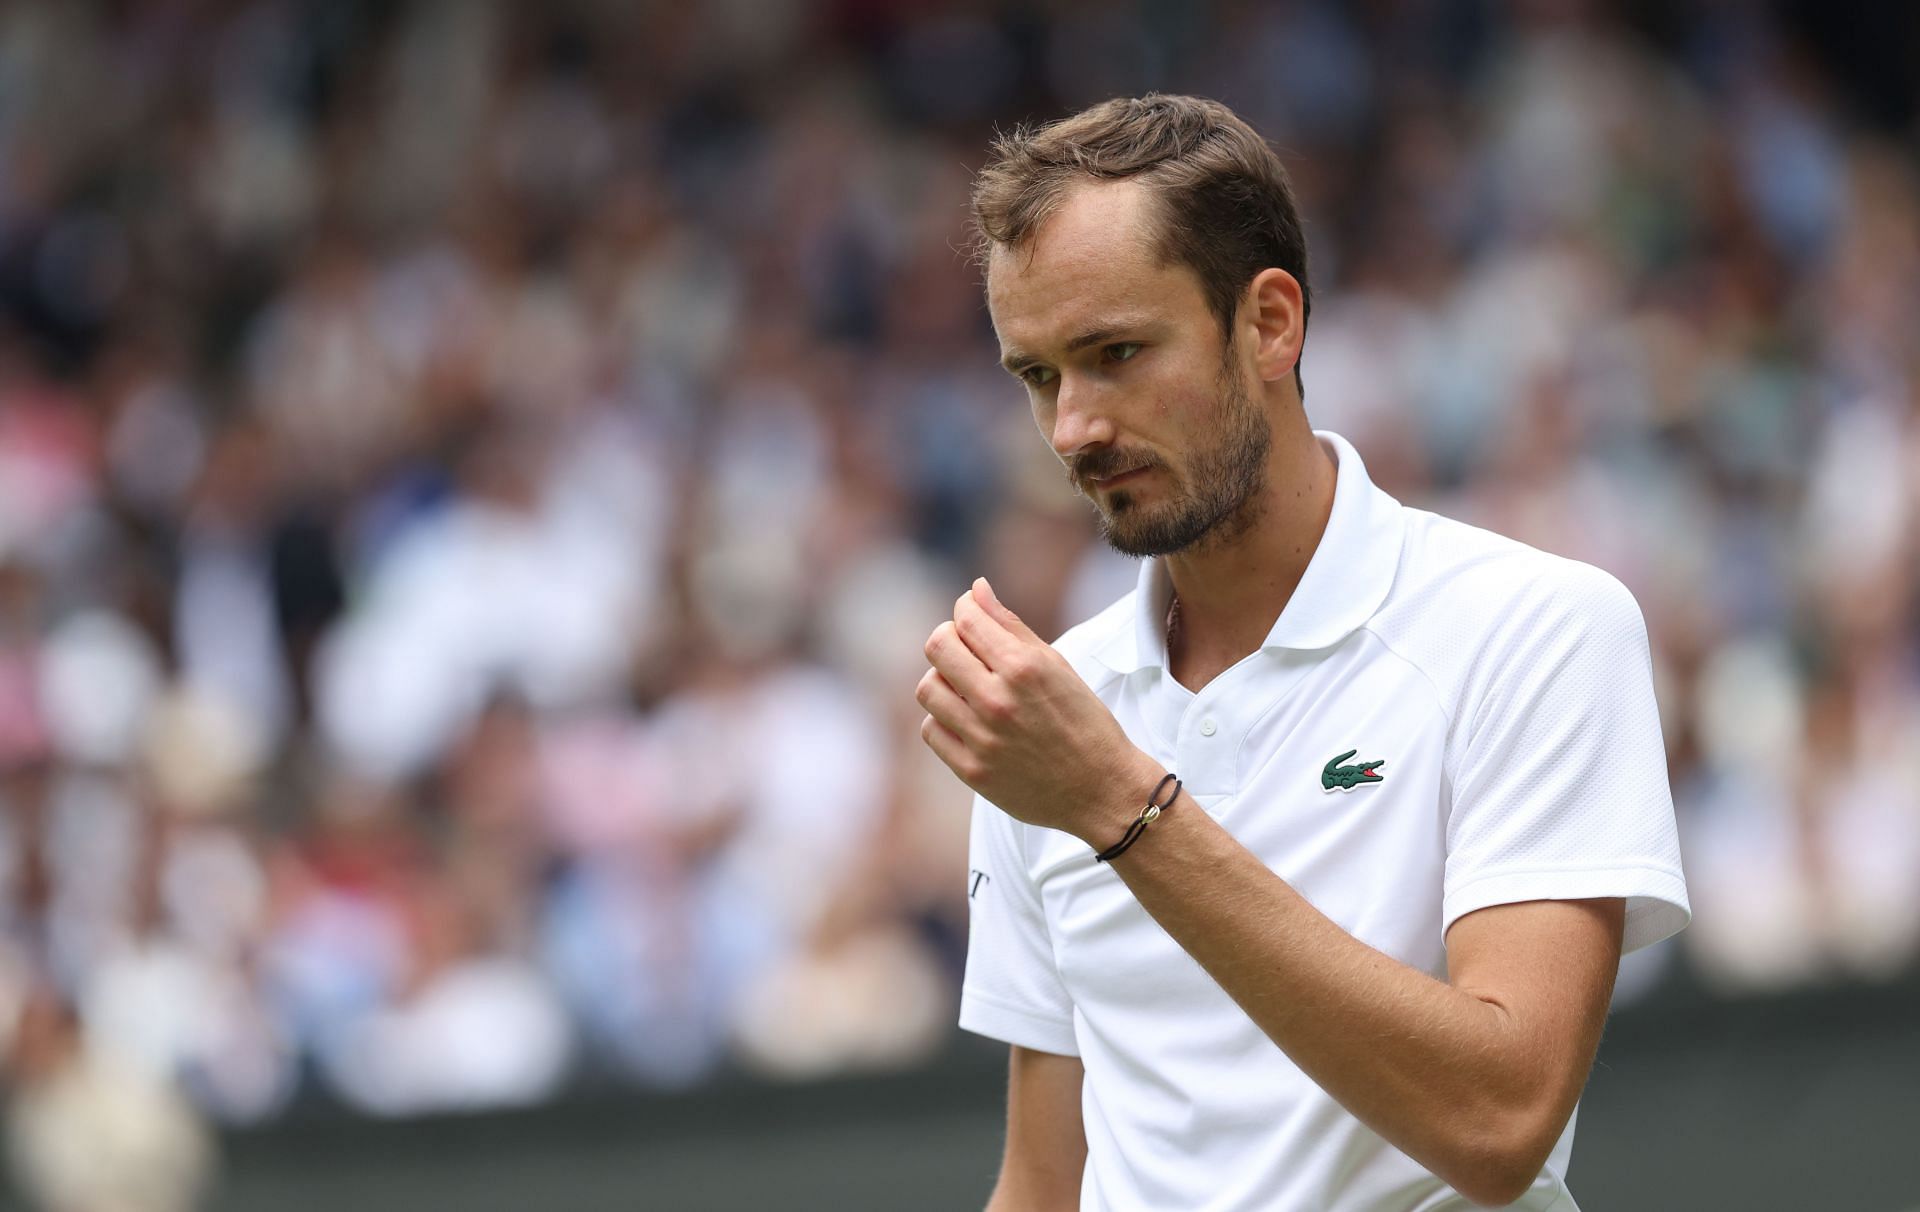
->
[1099, 503, 1192, 558]
[1098, 489, 1261, 559]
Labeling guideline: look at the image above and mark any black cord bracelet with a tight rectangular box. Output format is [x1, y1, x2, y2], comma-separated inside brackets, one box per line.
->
[1094, 773, 1182, 863]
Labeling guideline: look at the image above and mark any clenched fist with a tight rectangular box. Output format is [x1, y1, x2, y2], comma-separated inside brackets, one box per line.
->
[918, 577, 1163, 846]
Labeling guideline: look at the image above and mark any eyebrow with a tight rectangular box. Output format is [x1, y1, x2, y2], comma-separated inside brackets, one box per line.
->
[999, 323, 1144, 375]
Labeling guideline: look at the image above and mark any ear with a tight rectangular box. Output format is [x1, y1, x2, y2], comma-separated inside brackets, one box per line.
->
[1244, 268, 1305, 385]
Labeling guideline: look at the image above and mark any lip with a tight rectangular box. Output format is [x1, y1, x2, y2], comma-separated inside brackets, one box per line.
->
[1092, 467, 1150, 490]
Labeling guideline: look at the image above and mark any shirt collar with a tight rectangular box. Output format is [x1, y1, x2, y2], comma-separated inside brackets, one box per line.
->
[1091, 430, 1405, 674]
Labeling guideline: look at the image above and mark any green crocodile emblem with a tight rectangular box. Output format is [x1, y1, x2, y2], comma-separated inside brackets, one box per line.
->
[1322, 749, 1386, 792]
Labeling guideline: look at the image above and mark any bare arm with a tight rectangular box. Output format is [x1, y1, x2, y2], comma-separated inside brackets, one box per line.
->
[985, 1046, 1086, 1212]
[1099, 780, 1622, 1207]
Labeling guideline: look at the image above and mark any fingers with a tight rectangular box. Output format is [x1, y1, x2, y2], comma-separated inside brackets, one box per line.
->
[915, 668, 982, 745]
[972, 577, 1043, 644]
[919, 712, 979, 785]
[917, 578, 1063, 795]
[925, 617, 991, 698]
[917, 667, 994, 787]
[953, 589, 1022, 672]
[933, 578, 1050, 705]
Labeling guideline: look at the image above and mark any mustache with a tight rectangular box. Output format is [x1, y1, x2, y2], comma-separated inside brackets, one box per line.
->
[1069, 449, 1162, 488]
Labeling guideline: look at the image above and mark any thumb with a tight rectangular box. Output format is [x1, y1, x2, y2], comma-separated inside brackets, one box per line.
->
[973, 578, 1041, 642]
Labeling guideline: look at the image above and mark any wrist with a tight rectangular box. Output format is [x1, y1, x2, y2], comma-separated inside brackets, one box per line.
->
[1079, 752, 1170, 850]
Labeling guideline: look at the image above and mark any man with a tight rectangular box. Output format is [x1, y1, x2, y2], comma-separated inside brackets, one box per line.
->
[917, 94, 1689, 1211]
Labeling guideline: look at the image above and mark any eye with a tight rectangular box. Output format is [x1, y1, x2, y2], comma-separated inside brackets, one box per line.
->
[1104, 342, 1142, 365]
[1021, 365, 1058, 388]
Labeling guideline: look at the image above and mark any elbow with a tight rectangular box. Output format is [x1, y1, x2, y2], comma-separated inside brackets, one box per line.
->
[1449, 1166, 1541, 1210]
[1438, 1115, 1560, 1209]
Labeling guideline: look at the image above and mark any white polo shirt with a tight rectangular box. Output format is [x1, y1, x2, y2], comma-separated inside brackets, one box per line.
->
[959, 431, 1690, 1212]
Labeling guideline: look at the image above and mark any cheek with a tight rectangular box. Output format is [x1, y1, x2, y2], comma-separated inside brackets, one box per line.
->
[1143, 364, 1214, 430]
[1029, 394, 1057, 440]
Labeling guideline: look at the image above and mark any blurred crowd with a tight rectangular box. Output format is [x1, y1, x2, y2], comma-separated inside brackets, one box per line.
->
[0, 0, 1916, 1200]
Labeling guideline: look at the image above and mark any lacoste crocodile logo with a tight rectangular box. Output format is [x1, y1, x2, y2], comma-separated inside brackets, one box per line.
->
[1322, 749, 1386, 792]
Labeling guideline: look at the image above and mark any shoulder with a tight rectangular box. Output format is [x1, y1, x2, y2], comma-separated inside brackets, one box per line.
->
[1395, 507, 1643, 622]
[1368, 508, 1650, 703]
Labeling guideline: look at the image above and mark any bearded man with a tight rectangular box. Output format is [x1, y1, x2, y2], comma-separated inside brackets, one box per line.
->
[916, 94, 1689, 1212]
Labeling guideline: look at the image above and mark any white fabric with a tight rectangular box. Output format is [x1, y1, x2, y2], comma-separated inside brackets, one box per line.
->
[960, 431, 1689, 1212]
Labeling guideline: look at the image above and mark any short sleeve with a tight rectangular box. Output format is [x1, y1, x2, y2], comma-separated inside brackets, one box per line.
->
[1443, 566, 1691, 955]
[958, 794, 1080, 1055]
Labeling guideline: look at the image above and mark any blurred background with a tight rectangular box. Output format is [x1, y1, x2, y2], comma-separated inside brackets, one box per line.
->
[0, 0, 1917, 1209]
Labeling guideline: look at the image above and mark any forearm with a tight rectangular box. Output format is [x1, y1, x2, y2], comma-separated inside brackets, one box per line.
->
[985, 1137, 1084, 1212]
[1092, 762, 1591, 1201]
[984, 1184, 1076, 1212]
[988, 1046, 1086, 1212]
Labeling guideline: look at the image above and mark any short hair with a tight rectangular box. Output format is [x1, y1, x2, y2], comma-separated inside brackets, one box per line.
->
[970, 93, 1312, 392]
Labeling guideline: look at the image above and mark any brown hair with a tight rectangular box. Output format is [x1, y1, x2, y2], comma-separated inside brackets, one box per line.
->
[970, 94, 1311, 392]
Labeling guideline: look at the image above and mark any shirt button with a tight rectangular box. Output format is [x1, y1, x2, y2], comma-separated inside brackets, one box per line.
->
[1199, 718, 1218, 737]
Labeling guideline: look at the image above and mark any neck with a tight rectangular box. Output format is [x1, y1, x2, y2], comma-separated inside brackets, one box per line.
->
[1164, 408, 1336, 688]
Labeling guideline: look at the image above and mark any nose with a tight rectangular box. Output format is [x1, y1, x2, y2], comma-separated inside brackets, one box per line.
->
[1046, 374, 1116, 460]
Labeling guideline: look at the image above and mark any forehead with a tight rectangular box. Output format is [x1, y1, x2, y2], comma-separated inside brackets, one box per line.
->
[986, 179, 1204, 352]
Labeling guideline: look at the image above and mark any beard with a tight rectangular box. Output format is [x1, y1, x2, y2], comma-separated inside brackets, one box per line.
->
[1073, 358, 1272, 558]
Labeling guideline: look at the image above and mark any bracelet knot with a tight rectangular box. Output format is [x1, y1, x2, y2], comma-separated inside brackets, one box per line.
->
[1094, 772, 1181, 863]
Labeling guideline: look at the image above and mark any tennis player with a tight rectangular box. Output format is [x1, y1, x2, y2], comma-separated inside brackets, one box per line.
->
[918, 94, 1689, 1211]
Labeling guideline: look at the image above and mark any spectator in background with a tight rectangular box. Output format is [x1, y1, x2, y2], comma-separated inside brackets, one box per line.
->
[0, 0, 1914, 1133]
[5, 980, 216, 1212]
